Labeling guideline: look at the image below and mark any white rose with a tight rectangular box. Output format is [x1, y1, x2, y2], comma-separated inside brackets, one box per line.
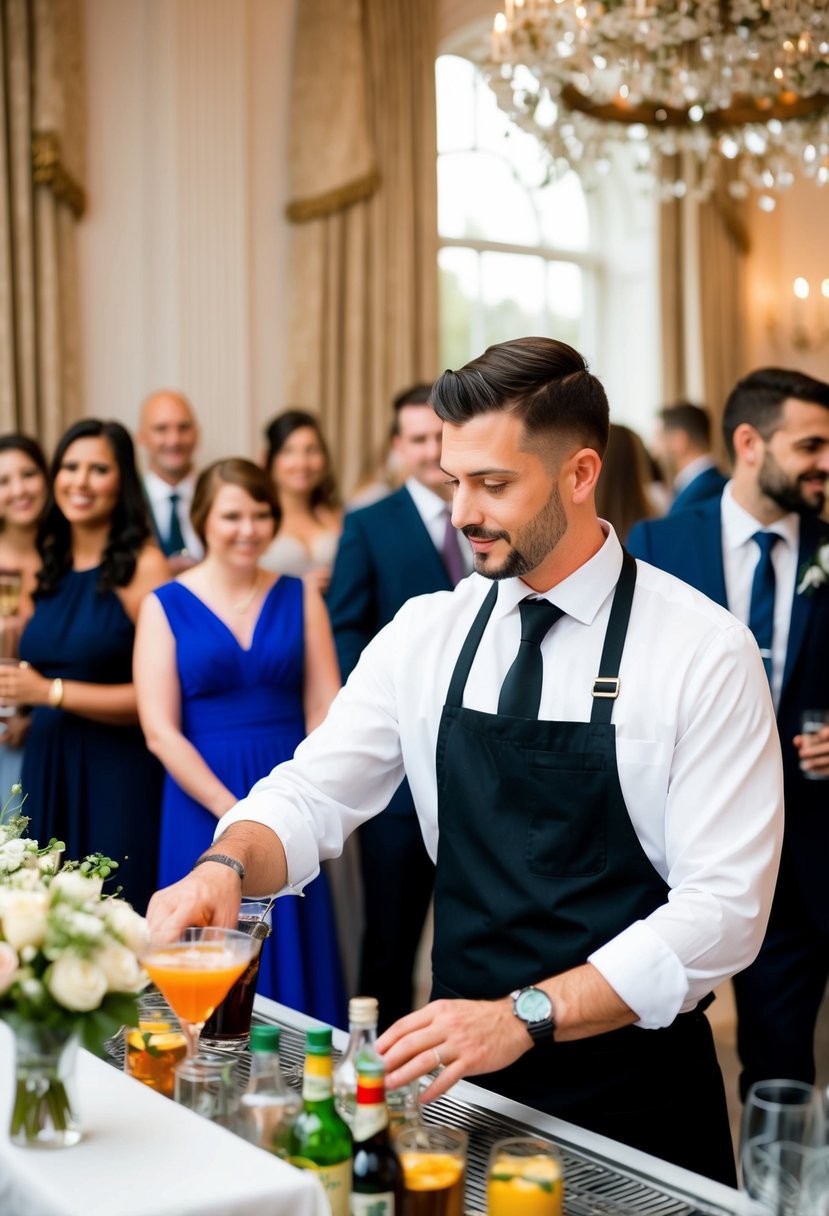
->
[103, 901, 149, 955]
[0, 941, 19, 995]
[96, 942, 146, 993]
[50, 870, 104, 901]
[1, 890, 50, 950]
[68, 911, 106, 942]
[0, 838, 27, 873]
[38, 848, 62, 876]
[47, 953, 107, 1012]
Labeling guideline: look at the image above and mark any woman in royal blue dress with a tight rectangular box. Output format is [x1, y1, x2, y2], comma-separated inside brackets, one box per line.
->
[134, 458, 346, 1026]
[0, 420, 169, 912]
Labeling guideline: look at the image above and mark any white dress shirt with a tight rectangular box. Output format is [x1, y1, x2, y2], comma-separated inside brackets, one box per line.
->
[219, 525, 783, 1030]
[144, 470, 204, 560]
[720, 482, 798, 712]
[405, 477, 474, 574]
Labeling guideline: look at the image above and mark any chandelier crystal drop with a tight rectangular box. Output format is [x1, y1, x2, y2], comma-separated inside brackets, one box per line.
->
[482, 0, 829, 205]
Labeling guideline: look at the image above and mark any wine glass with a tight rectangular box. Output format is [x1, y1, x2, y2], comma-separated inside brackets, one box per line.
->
[799, 1146, 829, 1216]
[140, 926, 256, 1061]
[740, 1079, 824, 1216]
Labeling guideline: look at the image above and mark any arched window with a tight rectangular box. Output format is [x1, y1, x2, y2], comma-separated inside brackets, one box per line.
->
[436, 51, 660, 429]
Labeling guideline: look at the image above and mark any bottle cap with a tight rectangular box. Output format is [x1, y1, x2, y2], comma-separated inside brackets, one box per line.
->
[249, 1025, 280, 1053]
[306, 1026, 333, 1054]
[348, 996, 379, 1027]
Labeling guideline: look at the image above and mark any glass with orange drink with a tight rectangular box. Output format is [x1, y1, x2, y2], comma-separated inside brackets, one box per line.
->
[397, 1124, 467, 1216]
[124, 1001, 187, 1099]
[486, 1136, 563, 1216]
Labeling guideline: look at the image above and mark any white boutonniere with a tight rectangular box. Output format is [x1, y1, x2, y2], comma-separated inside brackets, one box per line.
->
[797, 542, 829, 595]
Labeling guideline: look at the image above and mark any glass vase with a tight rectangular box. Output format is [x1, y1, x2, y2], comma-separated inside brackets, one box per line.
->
[9, 1023, 82, 1148]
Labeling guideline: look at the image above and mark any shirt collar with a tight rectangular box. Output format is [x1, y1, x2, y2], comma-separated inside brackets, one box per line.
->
[405, 476, 450, 524]
[720, 481, 800, 553]
[490, 522, 623, 626]
[144, 469, 196, 504]
[674, 453, 717, 494]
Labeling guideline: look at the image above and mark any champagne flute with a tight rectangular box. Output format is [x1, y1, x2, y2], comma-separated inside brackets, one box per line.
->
[740, 1079, 823, 1216]
[140, 926, 256, 1060]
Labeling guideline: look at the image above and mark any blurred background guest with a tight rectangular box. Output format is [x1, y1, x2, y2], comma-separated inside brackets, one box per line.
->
[138, 389, 204, 569]
[0, 420, 169, 912]
[655, 401, 728, 515]
[135, 458, 346, 1025]
[595, 422, 661, 542]
[0, 434, 49, 792]
[259, 410, 342, 594]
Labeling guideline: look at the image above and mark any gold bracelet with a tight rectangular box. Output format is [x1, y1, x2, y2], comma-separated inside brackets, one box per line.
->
[48, 678, 64, 709]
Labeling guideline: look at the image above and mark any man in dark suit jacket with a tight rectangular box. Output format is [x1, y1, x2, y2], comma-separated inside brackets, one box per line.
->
[629, 367, 829, 1098]
[656, 401, 728, 515]
[327, 385, 471, 1029]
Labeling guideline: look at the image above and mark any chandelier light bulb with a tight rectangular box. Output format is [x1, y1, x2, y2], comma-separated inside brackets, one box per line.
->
[794, 277, 810, 301]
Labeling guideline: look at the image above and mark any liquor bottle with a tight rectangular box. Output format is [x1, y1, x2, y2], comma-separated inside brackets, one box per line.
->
[289, 1025, 353, 1216]
[351, 1059, 404, 1215]
[235, 1024, 300, 1157]
[334, 996, 383, 1128]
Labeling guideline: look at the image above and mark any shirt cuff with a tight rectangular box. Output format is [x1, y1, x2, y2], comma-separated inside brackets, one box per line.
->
[214, 795, 321, 895]
[588, 920, 689, 1028]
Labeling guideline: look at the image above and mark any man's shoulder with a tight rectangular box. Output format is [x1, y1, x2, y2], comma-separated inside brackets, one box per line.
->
[343, 486, 414, 534]
[632, 555, 737, 633]
[629, 497, 719, 552]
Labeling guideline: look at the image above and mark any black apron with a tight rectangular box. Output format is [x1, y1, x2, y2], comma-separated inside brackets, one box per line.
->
[431, 552, 736, 1186]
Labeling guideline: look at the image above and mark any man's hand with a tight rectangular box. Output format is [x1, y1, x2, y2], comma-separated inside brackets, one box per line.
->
[375, 997, 532, 1103]
[794, 724, 829, 778]
[145, 865, 242, 941]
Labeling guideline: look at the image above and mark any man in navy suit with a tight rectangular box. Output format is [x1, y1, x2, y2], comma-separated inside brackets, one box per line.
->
[327, 384, 472, 1029]
[656, 401, 728, 515]
[629, 367, 829, 1097]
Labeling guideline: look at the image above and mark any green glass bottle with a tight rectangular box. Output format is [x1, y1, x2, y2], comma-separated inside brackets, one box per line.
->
[289, 1026, 353, 1216]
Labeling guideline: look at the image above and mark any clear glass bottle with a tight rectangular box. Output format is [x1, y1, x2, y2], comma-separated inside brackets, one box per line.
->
[334, 996, 383, 1128]
[351, 1058, 404, 1215]
[235, 1025, 300, 1156]
[289, 1025, 353, 1216]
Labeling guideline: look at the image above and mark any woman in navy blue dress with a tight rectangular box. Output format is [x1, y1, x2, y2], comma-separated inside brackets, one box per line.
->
[134, 458, 346, 1026]
[0, 420, 169, 912]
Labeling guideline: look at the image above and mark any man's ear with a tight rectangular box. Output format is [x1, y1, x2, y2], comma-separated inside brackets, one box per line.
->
[568, 447, 602, 505]
[732, 422, 765, 468]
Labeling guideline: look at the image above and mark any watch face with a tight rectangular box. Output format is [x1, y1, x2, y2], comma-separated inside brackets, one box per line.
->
[515, 987, 552, 1023]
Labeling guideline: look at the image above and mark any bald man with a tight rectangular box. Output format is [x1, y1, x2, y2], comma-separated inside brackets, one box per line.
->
[138, 390, 204, 565]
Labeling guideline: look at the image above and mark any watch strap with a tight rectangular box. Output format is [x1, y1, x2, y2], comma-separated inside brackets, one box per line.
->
[525, 1016, 555, 1044]
[192, 853, 245, 882]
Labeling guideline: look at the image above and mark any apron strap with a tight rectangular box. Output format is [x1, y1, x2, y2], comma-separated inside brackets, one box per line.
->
[445, 583, 498, 708]
[590, 548, 637, 725]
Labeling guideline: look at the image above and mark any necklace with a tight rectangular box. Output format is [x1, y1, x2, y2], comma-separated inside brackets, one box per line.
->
[234, 573, 261, 615]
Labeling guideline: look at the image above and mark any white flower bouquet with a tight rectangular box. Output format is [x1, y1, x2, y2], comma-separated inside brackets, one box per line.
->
[797, 542, 829, 595]
[0, 787, 150, 1145]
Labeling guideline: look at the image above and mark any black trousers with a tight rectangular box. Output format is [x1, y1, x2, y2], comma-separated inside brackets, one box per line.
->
[474, 1007, 737, 1187]
[358, 808, 434, 1033]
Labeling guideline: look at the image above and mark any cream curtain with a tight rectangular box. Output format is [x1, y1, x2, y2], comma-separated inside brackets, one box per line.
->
[660, 159, 749, 460]
[285, 0, 438, 497]
[0, 0, 85, 454]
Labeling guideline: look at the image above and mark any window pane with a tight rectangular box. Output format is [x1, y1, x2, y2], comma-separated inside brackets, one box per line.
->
[537, 174, 590, 252]
[439, 246, 478, 372]
[438, 152, 539, 244]
[546, 262, 583, 348]
[480, 252, 546, 349]
[436, 56, 476, 153]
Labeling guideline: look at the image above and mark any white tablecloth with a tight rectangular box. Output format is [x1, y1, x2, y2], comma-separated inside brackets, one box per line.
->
[0, 1022, 328, 1216]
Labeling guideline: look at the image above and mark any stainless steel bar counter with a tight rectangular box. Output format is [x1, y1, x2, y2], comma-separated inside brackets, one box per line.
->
[252, 996, 760, 1216]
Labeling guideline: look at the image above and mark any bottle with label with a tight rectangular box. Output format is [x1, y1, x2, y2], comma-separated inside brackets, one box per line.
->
[289, 1025, 353, 1216]
[351, 1059, 404, 1216]
[235, 1025, 300, 1157]
[334, 996, 383, 1128]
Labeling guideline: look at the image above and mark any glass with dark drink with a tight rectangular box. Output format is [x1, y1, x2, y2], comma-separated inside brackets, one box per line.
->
[397, 1124, 467, 1216]
[201, 900, 272, 1048]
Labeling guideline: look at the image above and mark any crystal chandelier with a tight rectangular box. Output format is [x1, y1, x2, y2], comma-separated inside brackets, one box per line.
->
[482, 0, 829, 206]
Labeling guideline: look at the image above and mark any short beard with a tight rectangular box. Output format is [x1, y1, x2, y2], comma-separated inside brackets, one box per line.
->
[759, 451, 825, 516]
[464, 485, 568, 581]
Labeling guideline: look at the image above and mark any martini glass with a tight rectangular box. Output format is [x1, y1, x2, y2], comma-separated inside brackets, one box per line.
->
[140, 926, 256, 1060]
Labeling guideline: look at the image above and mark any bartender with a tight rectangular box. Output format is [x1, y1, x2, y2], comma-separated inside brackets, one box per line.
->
[148, 337, 783, 1186]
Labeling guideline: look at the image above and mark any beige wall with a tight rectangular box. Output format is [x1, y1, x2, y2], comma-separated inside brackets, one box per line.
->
[79, 0, 296, 464]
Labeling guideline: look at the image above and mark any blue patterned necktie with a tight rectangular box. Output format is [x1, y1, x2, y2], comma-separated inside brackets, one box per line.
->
[498, 597, 564, 719]
[747, 531, 779, 684]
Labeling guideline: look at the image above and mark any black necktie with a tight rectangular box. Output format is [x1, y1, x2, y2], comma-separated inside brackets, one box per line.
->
[164, 492, 187, 556]
[498, 597, 564, 719]
[747, 531, 779, 684]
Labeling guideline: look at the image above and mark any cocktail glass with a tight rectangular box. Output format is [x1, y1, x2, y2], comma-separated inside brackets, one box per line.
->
[397, 1123, 467, 1216]
[140, 926, 256, 1060]
[487, 1136, 563, 1216]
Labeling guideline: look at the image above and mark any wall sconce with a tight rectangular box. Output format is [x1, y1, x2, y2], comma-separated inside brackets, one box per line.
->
[789, 277, 829, 352]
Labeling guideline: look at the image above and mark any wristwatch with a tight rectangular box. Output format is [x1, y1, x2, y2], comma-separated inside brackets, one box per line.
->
[191, 853, 245, 882]
[511, 986, 556, 1045]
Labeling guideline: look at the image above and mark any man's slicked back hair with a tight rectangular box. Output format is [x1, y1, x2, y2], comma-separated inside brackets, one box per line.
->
[431, 337, 609, 455]
[722, 367, 829, 461]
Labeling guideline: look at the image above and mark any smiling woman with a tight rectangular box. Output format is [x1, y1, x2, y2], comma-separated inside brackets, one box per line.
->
[4, 419, 170, 913]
